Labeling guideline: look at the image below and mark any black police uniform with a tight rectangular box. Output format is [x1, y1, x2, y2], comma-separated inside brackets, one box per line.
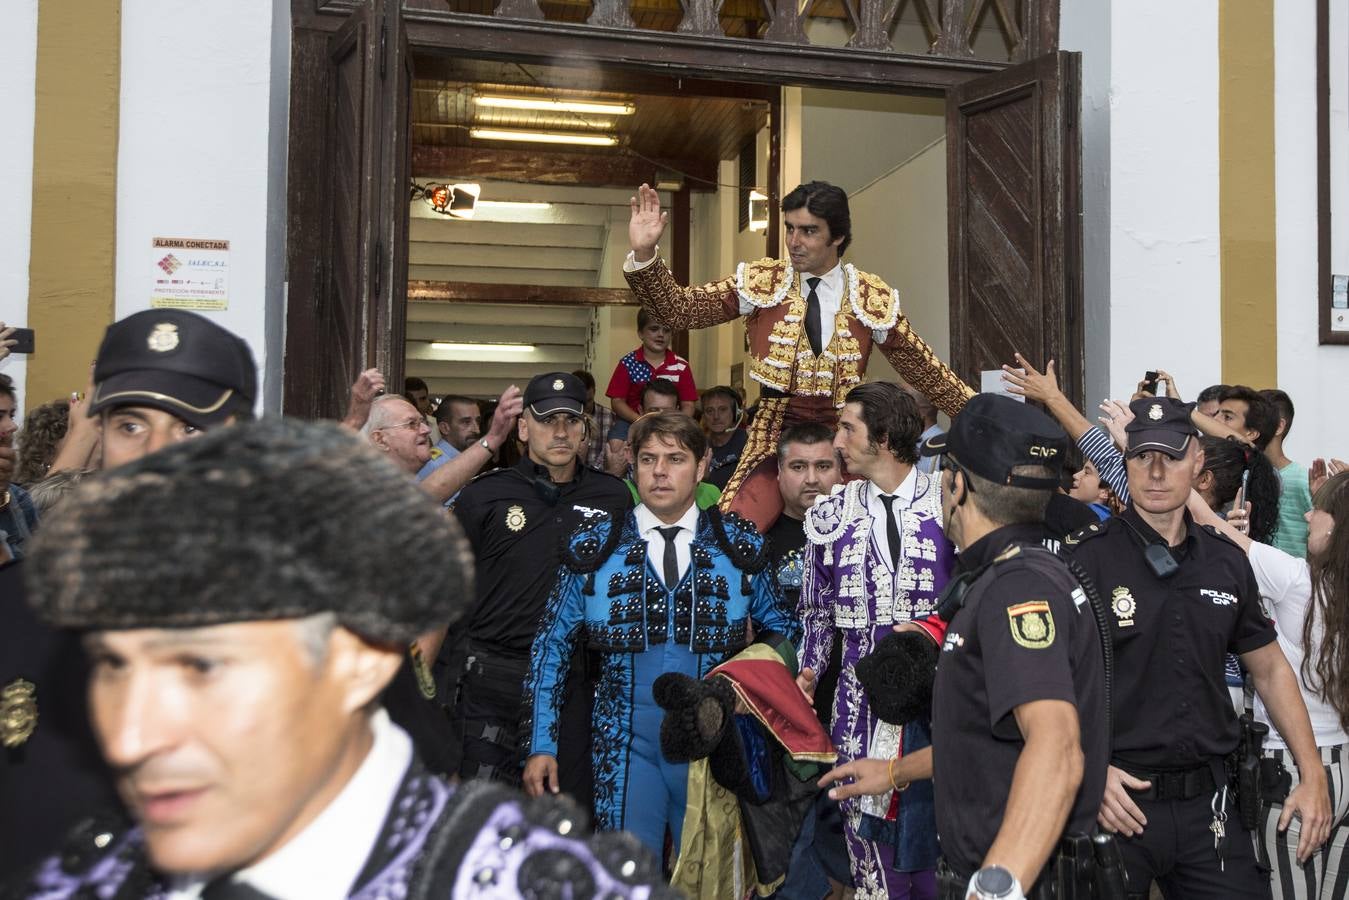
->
[0, 560, 121, 880]
[932, 523, 1110, 896]
[449, 452, 631, 800]
[1064, 506, 1276, 899]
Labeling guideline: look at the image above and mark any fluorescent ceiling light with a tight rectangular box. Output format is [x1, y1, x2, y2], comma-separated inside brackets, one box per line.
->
[431, 342, 537, 353]
[470, 128, 617, 147]
[474, 95, 635, 116]
[476, 200, 552, 210]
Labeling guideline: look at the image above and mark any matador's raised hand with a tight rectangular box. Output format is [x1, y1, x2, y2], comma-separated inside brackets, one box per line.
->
[628, 183, 668, 264]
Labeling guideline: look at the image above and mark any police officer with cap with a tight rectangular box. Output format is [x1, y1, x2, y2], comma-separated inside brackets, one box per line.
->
[88, 308, 257, 468]
[448, 371, 631, 799]
[926, 393, 1111, 900]
[1064, 397, 1330, 898]
[1, 308, 256, 878]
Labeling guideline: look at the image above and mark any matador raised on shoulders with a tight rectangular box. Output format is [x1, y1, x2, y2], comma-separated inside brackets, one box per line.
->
[623, 180, 974, 531]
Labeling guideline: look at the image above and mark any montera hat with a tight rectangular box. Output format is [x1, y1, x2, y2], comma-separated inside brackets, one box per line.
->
[1124, 397, 1198, 459]
[920, 393, 1066, 489]
[89, 309, 257, 429]
[523, 372, 587, 418]
[24, 418, 473, 644]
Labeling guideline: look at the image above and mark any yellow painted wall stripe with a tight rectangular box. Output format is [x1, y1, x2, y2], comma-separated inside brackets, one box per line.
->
[1219, 0, 1278, 388]
[28, 3, 120, 404]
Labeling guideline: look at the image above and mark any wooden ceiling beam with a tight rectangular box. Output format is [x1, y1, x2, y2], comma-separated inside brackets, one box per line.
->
[411, 55, 781, 102]
[409, 279, 637, 306]
[410, 144, 720, 190]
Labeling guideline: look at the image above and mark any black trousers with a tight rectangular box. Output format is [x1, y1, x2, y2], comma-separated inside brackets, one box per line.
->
[1117, 791, 1271, 900]
[452, 646, 594, 812]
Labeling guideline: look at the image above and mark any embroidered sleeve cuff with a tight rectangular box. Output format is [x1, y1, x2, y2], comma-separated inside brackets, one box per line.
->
[623, 248, 661, 272]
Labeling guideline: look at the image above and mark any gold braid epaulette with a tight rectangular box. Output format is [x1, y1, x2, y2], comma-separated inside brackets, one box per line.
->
[623, 258, 744, 330]
[849, 267, 901, 331]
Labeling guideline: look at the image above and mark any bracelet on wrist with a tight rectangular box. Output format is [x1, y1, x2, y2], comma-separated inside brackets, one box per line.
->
[888, 757, 909, 793]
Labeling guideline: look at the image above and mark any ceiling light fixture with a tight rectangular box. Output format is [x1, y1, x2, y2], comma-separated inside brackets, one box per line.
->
[474, 95, 636, 116]
[430, 342, 537, 353]
[476, 200, 552, 211]
[470, 128, 617, 147]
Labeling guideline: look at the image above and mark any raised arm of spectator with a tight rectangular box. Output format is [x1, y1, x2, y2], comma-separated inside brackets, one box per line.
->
[419, 385, 522, 504]
[1001, 354, 1093, 440]
[340, 368, 386, 432]
[48, 372, 101, 476]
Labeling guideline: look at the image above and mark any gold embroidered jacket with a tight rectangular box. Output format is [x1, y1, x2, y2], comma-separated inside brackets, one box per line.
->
[624, 257, 973, 415]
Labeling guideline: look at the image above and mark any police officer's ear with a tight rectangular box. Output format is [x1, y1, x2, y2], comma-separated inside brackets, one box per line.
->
[516, 413, 529, 443]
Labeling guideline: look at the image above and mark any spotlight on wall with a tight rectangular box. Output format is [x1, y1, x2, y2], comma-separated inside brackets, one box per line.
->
[420, 182, 481, 218]
[748, 189, 769, 232]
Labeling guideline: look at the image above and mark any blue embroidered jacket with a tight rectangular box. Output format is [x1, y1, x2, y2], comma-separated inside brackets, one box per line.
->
[522, 507, 798, 759]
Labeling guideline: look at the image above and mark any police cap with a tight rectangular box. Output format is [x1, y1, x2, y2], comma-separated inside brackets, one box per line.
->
[89, 309, 257, 429]
[920, 393, 1065, 489]
[523, 372, 586, 418]
[1124, 397, 1198, 459]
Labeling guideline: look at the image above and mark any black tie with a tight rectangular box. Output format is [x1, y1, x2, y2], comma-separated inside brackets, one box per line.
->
[804, 276, 823, 356]
[657, 525, 682, 589]
[200, 878, 277, 900]
[879, 494, 901, 569]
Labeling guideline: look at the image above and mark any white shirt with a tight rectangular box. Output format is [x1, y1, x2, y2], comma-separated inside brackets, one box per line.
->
[169, 709, 413, 900]
[1248, 542, 1349, 749]
[623, 250, 890, 345]
[634, 501, 700, 587]
[866, 468, 918, 570]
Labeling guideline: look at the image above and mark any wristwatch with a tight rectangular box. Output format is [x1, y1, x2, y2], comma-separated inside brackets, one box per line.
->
[968, 865, 1023, 900]
[478, 438, 493, 453]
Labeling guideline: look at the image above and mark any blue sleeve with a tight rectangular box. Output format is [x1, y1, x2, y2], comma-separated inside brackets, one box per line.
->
[521, 567, 586, 759]
[1078, 426, 1130, 505]
[750, 562, 798, 645]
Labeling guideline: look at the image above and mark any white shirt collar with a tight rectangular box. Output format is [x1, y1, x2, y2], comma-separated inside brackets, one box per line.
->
[634, 500, 701, 537]
[868, 466, 918, 507]
[174, 709, 412, 900]
[801, 262, 843, 291]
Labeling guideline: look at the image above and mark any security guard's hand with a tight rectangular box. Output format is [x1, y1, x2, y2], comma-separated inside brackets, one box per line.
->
[795, 666, 817, 705]
[523, 753, 560, 798]
[1281, 771, 1332, 863]
[819, 758, 891, 800]
[1097, 765, 1150, 836]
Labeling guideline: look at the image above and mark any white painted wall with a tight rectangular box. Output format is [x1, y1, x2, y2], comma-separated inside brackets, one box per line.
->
[1273, 0, 1349, 462]
[115, 0, 289, 413]
[846, 139, 950, 386]
[1105, 0, 1223, 402]
[1058, 0, 1112, 408]
[0, 0, 39, 410]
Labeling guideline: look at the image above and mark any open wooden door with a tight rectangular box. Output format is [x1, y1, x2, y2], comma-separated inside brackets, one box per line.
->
[947, 51, 1083, 407]
[284, 0, 411, 419]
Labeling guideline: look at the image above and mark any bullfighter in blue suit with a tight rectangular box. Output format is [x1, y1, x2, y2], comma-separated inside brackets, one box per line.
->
[522, 412, 798, 860]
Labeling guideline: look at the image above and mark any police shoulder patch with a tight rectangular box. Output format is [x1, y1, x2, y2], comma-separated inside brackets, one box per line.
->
[1007, 600, 1055, 649]
[1064, 520, 1108, 547]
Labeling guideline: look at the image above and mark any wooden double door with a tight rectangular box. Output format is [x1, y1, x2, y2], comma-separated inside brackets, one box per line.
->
[284, 0, 1083, 418]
